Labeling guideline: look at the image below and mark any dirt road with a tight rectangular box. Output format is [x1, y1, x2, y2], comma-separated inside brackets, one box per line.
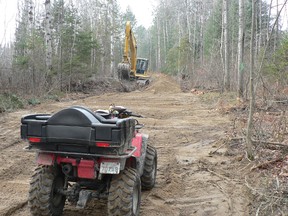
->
[0, 74, 248, 216]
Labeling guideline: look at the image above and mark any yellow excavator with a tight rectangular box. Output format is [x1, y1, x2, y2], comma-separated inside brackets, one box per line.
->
[117, 21, 150, 85]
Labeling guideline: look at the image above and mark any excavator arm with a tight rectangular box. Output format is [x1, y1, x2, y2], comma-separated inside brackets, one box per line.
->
[123, 21, 137, 73]
[118, 21, 137, 80]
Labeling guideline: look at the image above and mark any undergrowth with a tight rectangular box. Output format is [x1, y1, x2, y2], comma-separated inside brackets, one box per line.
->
[0, 93, 24, 113]
[0, 92, 63, 114]
[197, 88, 288, 215]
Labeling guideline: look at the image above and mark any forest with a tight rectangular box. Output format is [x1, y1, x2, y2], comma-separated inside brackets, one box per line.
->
[0, 0, 287, 99]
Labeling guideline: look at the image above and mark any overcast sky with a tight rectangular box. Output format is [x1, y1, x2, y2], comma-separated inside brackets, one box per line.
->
[118, 0, 156, 28]
[0, 0, 17, 44]
[0, 0, 155, 45]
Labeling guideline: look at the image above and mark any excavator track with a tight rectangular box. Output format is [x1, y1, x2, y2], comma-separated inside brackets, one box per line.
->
[136, 79, 150, 86]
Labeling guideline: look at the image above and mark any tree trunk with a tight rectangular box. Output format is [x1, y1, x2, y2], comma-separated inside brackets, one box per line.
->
[274, 0, 279, 51]
[266, 0, 273, 45]
[237, 0, 245, 98]
[69, 19, 77, 92]
[177, 14, 181, 75]
[28, 0, 35, 94]
[185, 0, 191, 53]
[220, 5, 225, 92]
[223, 0, 230, 91]
[163, 20, 167, 64]
[192, 6, 197, 76]
[165, 20, 169, 64]
[157, 17, 161, 71]
[258, 0, 262, 53]
[246, 0, 256, 160]
[200, 2, 204, 67]
[44, 0, 52, 87]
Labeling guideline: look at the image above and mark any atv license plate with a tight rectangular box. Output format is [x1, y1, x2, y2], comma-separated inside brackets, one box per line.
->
[100, 162, 120, 174]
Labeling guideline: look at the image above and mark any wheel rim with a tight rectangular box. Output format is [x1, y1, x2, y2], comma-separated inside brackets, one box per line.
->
[52, 175, 64, 207]
[132, 183, 140, 214]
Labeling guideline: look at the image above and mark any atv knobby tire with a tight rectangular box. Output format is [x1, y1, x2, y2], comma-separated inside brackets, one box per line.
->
[108, 168, 141, 216]
[29, 165, 66, 216]
[141, 144, 157, 190]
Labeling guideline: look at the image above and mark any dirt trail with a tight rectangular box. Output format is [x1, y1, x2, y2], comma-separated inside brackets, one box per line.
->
[0, 74, 248, 216]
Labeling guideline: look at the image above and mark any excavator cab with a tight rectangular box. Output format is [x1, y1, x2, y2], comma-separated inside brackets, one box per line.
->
[136, 58, 149, 75]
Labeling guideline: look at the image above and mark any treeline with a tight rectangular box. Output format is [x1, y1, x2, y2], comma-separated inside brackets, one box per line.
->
[141, 0, 288, 97]
[1, 0, 128, 95]
[0, 0, 287, 98]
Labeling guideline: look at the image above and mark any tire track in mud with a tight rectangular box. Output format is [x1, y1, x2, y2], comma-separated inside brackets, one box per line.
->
[138, 93, 247, 216]
[0, 75, 248, 216]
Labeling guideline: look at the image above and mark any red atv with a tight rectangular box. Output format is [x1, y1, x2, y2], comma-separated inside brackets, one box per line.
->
[21, 105, 157, 216]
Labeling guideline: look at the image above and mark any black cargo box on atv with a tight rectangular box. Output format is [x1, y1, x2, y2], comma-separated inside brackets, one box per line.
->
[21, 106, 135, 155]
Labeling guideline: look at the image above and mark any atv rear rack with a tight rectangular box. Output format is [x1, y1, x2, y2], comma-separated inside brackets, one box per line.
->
[23, 146, 137, 159]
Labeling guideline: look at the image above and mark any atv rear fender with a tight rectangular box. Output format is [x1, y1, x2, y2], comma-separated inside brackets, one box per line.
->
[34, 132, 149, 178]
[35, 152, 128, 179]
[131, 133, 148, 176]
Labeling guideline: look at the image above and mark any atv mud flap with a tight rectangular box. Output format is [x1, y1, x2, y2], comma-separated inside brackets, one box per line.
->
[76, 189, 108, 209]
[77, 190, 92, 209]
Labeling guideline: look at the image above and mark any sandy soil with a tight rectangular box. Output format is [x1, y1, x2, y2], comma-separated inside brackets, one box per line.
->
[0, 74, 249, 216]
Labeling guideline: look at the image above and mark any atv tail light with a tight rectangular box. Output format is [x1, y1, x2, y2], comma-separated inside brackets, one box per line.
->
[96, 142, 110, 147]
[28, 137, 41, 143]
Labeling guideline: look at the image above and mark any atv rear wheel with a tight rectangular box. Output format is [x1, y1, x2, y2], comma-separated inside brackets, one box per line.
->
[29, 165, 66, 216]
[108, 168, 141, 216]
[141, 145, 157, 190]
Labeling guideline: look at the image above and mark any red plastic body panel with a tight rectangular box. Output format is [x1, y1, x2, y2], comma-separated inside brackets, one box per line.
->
[56, 157, 77, 166]
[131, 132, 142, 157]
[36, 153, 96, 179]
[34, 133, 144, 179]
[56, 157, 96, 179]
[77, 160, 95, 179]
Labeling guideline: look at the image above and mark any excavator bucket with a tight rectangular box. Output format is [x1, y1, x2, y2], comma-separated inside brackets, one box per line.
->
[117, 63, 130, 80]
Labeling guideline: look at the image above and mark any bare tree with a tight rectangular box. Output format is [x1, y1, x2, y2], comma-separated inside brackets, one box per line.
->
[44, 0, 52, 85]
[28, 0, 36, 93]
[157, 16, 161, 71]
[192, 2, 198, 75]
[237, 0, 245, 98]
[223, 0, 230, 91]
[258, 0, 262, 53]
[266, 0, 273, 45]
[274, 0, 279, 51]
[246, 0, 256, 160]
[246, 0, 288, 160]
